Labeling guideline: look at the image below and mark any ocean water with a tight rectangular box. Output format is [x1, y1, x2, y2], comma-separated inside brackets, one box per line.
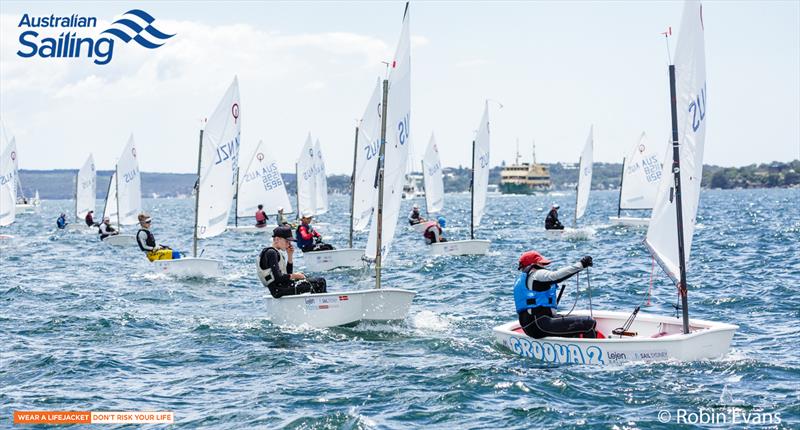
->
[1, 188, 798, 429]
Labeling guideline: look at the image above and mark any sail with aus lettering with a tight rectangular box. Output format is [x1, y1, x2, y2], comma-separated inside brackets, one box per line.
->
[296, 134, 316, 216]
[422, 133, 444, 214]
[236, 140, 292, 217]
[575, 126, 594, 221]
[645, 0, 707, 282]
[619, 132, 663, 210]
[196, 77, 241, 239]
[115, 135, 142, 225]
[314, 139, 329, 215]
[76, 154, 96, 220]
[365, 3, 411, 260]
[0, 138, 16, 226]
[471, 103, 490, 228]
[352, 78, 382, 231]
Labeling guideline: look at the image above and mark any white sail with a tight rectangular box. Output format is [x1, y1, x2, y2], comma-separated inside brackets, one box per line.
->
[237, 140, 292, 217]
[352, 78, 382, 231]
[296, 134, 317, 216]
[102, 171, 117, 222]
[197, 76, 241, 239]
[76, 154, 96, 220]
[645, 0, 708, 282]
[9, 137, 23, 202]
[619, 132, 663, 210]
[0, 138, 16, 226]
[575, 125, 594, 221]
[471, 102, 491, 229]
[115, 135, 142, 225]
[366, 4, 411, 260]
[422, 133, 444, 214]
[314, 139, 329, 215]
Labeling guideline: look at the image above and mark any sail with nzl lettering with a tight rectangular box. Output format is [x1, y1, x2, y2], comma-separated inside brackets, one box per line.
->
[196, 76, 241, 239]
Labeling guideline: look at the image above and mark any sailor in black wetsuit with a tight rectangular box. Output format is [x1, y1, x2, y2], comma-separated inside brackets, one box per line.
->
[408, 204, 424, 226]
[514, 250, 597, 338]
[98, 216, 119, 240]
[545, 204, 564, 230]
[257, 226, 327, 298]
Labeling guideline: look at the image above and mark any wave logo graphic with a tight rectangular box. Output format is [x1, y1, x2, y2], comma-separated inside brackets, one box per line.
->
[102, 9, 174, 49]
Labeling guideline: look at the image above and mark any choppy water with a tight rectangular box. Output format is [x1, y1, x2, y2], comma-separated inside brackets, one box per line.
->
[1, 188, 798, 429]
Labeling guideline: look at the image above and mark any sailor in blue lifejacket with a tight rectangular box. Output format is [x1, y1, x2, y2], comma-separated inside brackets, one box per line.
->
[56, 213, 68, 229]
[514, 250, 597, 339]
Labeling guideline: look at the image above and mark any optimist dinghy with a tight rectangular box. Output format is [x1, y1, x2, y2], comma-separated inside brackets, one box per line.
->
[544, 127, 594, 241]
[427, 105, 494, 257]
[265, 5, 415, 327]
[66, 154, 97, 233]
[495, 0, 736, 364]
[228, 140, 293, 233]
[155, 77, 241, 278]
[608, 132, 663, 227]
[101, 135, 143, 247]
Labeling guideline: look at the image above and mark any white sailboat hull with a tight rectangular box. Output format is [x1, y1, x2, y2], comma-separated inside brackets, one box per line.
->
[411, 221, 433, 233]
[302, 248, 366, 271]
[493, 310, 737, 365]
[265, 288, 415, 328]
[429, 239, 491, 256]
[15, 204, 35, 213]
[67, 224, 95, 233]
[609, 216, 650, 227]
[101, 234, 137, 246]
[0, 234, 13, 240]
[226, 225, 271, 233]
[152, 257, 222, 278]
[544, 227, 594, 240]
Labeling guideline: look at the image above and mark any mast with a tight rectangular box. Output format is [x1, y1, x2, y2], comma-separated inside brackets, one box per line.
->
[617, 157, 626, 218]
[668, 64, 690, 334]
[294, 163, 300, 220]
[115, 164, 121, 231]
[375, 78, 389, 290]
[348, 125, 359, 248]
[234, 166, 239, 227]
[470, 139, 476, 240]
[574, 156, 581, 228]
[193, 129, 204, 258]
[421, 160, 428, 217]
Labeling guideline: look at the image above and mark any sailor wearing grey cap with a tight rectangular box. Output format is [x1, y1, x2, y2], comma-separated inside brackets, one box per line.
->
[545, 203, 564, 230]
[257, 226, 327, 298]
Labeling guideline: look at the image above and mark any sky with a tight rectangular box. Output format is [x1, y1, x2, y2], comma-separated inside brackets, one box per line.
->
[1, 1, 798, 174]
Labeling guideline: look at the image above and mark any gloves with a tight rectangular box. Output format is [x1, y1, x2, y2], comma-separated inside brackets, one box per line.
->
[580, 256, 593, 268]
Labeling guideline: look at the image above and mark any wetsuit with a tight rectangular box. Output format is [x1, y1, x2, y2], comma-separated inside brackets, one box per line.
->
[99, 223, 118, 240]
[255, 210, 268, 227]
[408, 209, 422, 225]
[545, 209, 564, 230]
[296, 223, 334, 252]
[423, 224, 446, 244]
[56, 216, 67, 229]
[257, 247, 327, 298]
[517, 262, 597, 339]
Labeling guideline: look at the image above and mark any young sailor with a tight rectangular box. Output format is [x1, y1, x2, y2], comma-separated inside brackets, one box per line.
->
[276, 207, 291, 227]
[258, 226, 327, 298]
[423, 216, 448, 244]
[255, 204, 269, 228]
[98, 216, 119, 240]
[408, 204, 424, 225]
[136, 213, 181, 261]
[56, 213, 68, 229]
[85, 210, 99, 227]
[545, 204, 565, 230]
[295, 213, 334, 252]
[514, 250, 597, 339]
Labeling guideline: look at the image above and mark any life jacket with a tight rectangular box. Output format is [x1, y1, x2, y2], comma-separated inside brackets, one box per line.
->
[295, 224, 316, 249]
[255, 210, 267, 224]
[136, 228, 156, 252]
[57, 217, 66, 229]
[257, 247, 287, 288]
[514, 266, 559, 313]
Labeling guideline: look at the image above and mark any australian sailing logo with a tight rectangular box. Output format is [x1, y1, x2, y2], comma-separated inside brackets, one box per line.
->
[16, 9, 174, 65]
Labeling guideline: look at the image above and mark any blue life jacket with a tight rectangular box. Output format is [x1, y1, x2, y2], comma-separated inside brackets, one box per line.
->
[513, 268, 559, 313]
[56, 217, 67, 229]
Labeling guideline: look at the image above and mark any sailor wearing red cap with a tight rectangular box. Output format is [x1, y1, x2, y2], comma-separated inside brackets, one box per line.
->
[514, 250, 597, 338]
